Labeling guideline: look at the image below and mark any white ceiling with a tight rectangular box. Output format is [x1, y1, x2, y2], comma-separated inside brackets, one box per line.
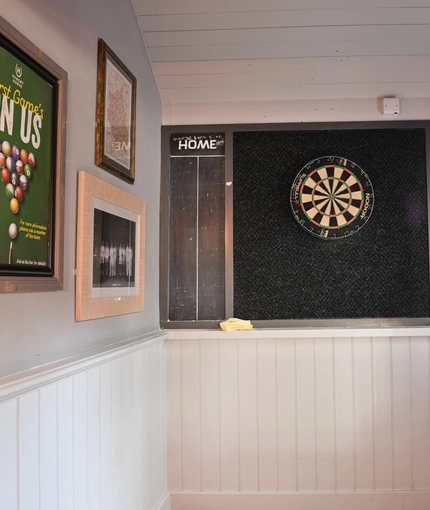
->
[132, 0, 430, 123]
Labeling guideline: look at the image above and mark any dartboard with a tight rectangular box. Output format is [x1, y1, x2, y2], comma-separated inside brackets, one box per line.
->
[290, 156, 374, 239]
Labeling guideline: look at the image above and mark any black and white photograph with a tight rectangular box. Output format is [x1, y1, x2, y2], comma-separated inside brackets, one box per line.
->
[91, 199, 137, 297]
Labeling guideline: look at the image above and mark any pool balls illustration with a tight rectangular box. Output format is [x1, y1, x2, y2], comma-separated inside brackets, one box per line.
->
[10, 171, 19, 187]
[11, 145, 20, 160]
[10, 197, 19, 214]
[14, 186, 24, 202]
[2, 141, 11, 157]
[19, 174, 28, 190]
[16, 160, 24, 175]
[5, 183, 14, 199]
[1, 139, 38, 241]
[20, 149, 28, 164]
[8, 222, 17, 239]
[28, 152, 36, 168]
[6, 156, 15, 172]
[24, 164, 32, 179]
[1, 168, 10, 184]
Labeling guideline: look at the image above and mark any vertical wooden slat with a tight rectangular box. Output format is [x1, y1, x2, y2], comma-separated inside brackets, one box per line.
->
[19, 392, 40, 510]
[133, 349, 145, 508]
[87, 367, 101, 510]
[200, 339, 220, 491]
[111, 357, 123, 510]
[353, 337, 374, 491]
[238, 339, 258, 491]
[58, 378, 74, 510]
[410, 336, 430, 489]
[141, 347, 150, 510]
[121, 354, 133, 509]
[73, 372, 88, 510]
[0, 399, 18, 510]
[158, 342, 168, 498]
[100, 363, 113, 510]
[315, 338, 335, 491]
[391, 336, 412, 489]
[373, 337, 393, 489]
[334, 338, 354, 491]
[167, 339, 182, 491]
[257, 338, 277, 492]
[277, 338, 297, 491]
[296, 338, 316, 491]
[39, 384, 58, 510]
[152, 342, 165, 503]
[219, 339, 239, 492]
[181, 339, 201, 490]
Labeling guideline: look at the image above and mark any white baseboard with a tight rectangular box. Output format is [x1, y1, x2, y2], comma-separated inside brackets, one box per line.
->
[170, 492, 430, 510]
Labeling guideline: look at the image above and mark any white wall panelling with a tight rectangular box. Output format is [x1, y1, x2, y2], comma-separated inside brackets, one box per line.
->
[167, 333, 430, 508]
[0, 332, 169, 510]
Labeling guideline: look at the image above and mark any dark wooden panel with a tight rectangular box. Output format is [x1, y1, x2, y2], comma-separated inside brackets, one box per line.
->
[169, 157, 198, 321]
[198, 157, 225, 320]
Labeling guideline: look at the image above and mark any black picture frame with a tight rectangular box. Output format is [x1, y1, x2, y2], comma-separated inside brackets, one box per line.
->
[0, 16, 67, 292]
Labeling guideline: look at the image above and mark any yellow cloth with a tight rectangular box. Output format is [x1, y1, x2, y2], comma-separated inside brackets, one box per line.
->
[219, 318, 254, 331]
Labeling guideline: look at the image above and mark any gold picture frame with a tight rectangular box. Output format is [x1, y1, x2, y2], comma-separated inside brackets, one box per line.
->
[76, 171, 145, 321]
[95, 39, 136, 184]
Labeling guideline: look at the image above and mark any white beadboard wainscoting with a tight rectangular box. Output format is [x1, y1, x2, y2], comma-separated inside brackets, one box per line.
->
[0, 331, 169, 510]
[166, 329, 430, 510]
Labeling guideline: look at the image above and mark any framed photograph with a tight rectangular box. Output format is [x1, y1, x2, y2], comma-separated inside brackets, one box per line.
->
[0, 16, 67, 292]
[95, 38, 136, 184]
[76, 171, 145, 321]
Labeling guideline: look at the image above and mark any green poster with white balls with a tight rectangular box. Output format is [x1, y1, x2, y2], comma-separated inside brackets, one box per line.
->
[0, 34, 55, 275]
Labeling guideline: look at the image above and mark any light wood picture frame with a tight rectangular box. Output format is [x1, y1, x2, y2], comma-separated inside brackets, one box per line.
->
[76, 171, 145, 321]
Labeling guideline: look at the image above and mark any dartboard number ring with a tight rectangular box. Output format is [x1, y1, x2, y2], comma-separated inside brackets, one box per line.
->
[290, 156, 374, 240]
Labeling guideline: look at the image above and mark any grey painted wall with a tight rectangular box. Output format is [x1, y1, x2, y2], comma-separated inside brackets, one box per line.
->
[0, 0, 162, 377]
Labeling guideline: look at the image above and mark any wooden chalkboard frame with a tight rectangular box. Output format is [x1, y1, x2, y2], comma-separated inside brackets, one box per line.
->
[160, 121, 430, 329]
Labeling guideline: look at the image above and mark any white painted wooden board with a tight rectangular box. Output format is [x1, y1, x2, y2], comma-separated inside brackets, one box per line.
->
[148, 40, 430, 62]
[167, 335, 430, 495]
[145, 25, 430, 48]
[161, 97, 430, 126]
[138, 8, 430, 32]
[158, 82, 430, 103]
[257, 339, 278, 492]
[135, 0, 430, 15]
[219, 339, 239, 492]
[0, 399, 18, 510]
[39, 384, 58, 510]
[152, 55, 430, 77]
[238, 339, 259, 491]
[276, 339, 297, 491]
[0, 333, 168, 510]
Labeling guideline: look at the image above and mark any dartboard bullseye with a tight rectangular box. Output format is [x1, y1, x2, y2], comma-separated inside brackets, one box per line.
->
[290, 156, 374, 239]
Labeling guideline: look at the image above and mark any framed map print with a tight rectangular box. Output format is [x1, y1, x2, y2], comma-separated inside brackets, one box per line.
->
[95, 39, 136, 184]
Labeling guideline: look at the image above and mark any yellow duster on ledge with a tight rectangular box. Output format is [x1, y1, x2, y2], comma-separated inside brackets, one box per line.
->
[219, 318, 254, 331]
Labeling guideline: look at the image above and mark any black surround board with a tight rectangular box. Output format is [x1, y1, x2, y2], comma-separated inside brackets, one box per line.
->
[233, 129, 429, 320]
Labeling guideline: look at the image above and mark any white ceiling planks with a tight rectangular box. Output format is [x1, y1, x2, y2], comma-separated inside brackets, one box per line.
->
[138, 8, 430, 33]
[131, 0, 430, 123]
[135, 0, 430, 15]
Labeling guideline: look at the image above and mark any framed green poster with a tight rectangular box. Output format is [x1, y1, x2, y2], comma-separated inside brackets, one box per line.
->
[0, 16, 67, 292]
